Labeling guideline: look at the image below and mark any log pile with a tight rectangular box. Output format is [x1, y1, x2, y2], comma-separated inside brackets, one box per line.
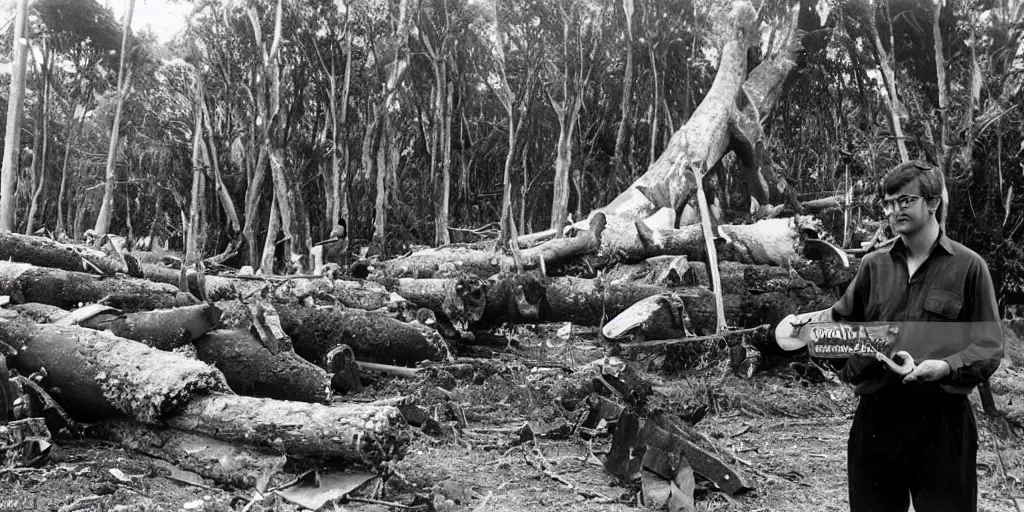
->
[0, 1, 894, 503]
[0, 251, 415, 484]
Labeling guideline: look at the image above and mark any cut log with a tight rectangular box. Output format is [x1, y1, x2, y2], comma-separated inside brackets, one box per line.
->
[0, 310, 228, 423]
[392, 276, 487, 328]
[108, 304, 221, 350]
[635, 216, 824, 267]
[0, 261, 198, 312]
[1, 417, 51, 467]
[602, 294, 694, 340]
[166, 393, 410, 466]
[603, 256, 857, 293]
[216, 301, 452, 367]
[0, 231, 123, 275]
[163, 270, 397, 311]
[12, 302, 221, 352]
[194, 329, 332, 404]
[376, 246, 506, 279]
[325, 344, 363, 393]
[603, 255, 695, 287]
[482, 275, 837, 333]
[91, 420, 288, 489]
[377, 220, 603, 280]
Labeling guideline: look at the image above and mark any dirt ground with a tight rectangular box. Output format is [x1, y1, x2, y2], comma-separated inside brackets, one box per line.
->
[4, 323, 1023, 512]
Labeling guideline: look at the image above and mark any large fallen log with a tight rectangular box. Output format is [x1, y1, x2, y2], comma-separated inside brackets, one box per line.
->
[0, 310, 228, 423]
[378, 216, 605, 279]
[164, 270, 398, 311]
[92, 421, 288, 489]
[632, 215, 824, 266]
[481, 273, 836, 333]
[108, 304, 222, 350]
[391, 277, 487, 328]
[216, 301, 452, 367]
[166, 394, 409, 466]
[193, 329, 332, 404]
[11, 302, 221, 351]
[603, 258, 858, 295]
[0, 231, 124, 275]
[0, 261, 198, 312]
[374, 216, 829, 279]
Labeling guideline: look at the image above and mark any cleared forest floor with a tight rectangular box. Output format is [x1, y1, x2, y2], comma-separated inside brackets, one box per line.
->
[4, 324, 1023, 512]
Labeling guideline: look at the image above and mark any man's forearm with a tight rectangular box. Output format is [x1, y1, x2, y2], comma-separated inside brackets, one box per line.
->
[941, 321, 1004, 388]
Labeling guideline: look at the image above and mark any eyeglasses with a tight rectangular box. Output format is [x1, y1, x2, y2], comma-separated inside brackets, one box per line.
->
[880, 194, 930, 215]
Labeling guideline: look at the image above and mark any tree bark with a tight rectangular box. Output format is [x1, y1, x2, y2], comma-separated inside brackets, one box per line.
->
[25, 44, 49, 236]
[269, 148, 312, 272]
[392, 276, 488, 328]
[242, 0, 284, 269]
[200, 96, 240, 234]
[613, 0, 635, 177]
[1, 311, 228, 423]
[260, 194, 281, 273]
[166, 393, 409, 466]
[336, 18, 354, 229]
[13, 302, 220, 352]
[634, 215, 823, 267]
[94, 0, 135, 235]
[0, 231, 125, 275]
[0, 0, 30, 231]
[481, 274, 836, 332]
[55, 109, 81, 236]
[194, 329, 332, 404]
[0, 261, 198, 312]
[867, 4, 909, 162]
[379, 216, 603, 278]
[215, 301, 451, 367]
[933, 0, 948, 166]
[92, 421, 288, 489]
[186, 92, 207, 262]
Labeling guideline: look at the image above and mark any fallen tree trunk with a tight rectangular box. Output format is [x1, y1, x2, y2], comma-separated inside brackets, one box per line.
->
[0, 261, 198, 312]
[11, 302, 221, 351]
[167, 271, 396, 311]
[92, 421, 288, 489]
[603, 258, 858, 294]
[108, 304, 222, 350]
[193, 329, 332, 404]
[216, 301, 452, 367]
[481, 274, 836, 333]
[378, 217, 605, 279]
[379, 213, 831, 279]
[392, 277, 487, 327]
[166, 393, 409, 466]
[633, 215, 823, 266]
[0, 310, 228, 423]
[0, 231, 124, 275]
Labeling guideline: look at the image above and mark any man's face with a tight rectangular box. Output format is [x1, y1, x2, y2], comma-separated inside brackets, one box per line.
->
[882, 181, 934, 236]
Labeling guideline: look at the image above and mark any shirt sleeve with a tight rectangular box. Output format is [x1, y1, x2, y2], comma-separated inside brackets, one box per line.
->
[941, 258, 1004, 387]
[830, 259, 884, 384]
[830, 257, 871, 322]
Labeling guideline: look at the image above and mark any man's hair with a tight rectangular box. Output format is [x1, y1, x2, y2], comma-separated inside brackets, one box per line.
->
[878, 160, 948, 227]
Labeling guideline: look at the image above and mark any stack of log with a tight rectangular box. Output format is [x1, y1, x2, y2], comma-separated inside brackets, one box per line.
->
[0, 232, 433, 487]
[0, 0, 877, 499]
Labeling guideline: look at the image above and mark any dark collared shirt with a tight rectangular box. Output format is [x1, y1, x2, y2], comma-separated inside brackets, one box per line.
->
[830, 231, 1004, 395]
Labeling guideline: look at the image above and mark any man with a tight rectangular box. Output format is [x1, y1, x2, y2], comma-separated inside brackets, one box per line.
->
[829, 160, 1003, 512]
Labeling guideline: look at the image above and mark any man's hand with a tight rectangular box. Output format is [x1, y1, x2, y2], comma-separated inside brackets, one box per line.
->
[902, 359, 951, 383]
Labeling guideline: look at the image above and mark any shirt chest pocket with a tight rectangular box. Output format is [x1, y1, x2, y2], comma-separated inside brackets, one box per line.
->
[922, 289, 963, 321]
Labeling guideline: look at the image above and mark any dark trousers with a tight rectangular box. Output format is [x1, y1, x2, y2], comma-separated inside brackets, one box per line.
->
[848, 384, 978, 512]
